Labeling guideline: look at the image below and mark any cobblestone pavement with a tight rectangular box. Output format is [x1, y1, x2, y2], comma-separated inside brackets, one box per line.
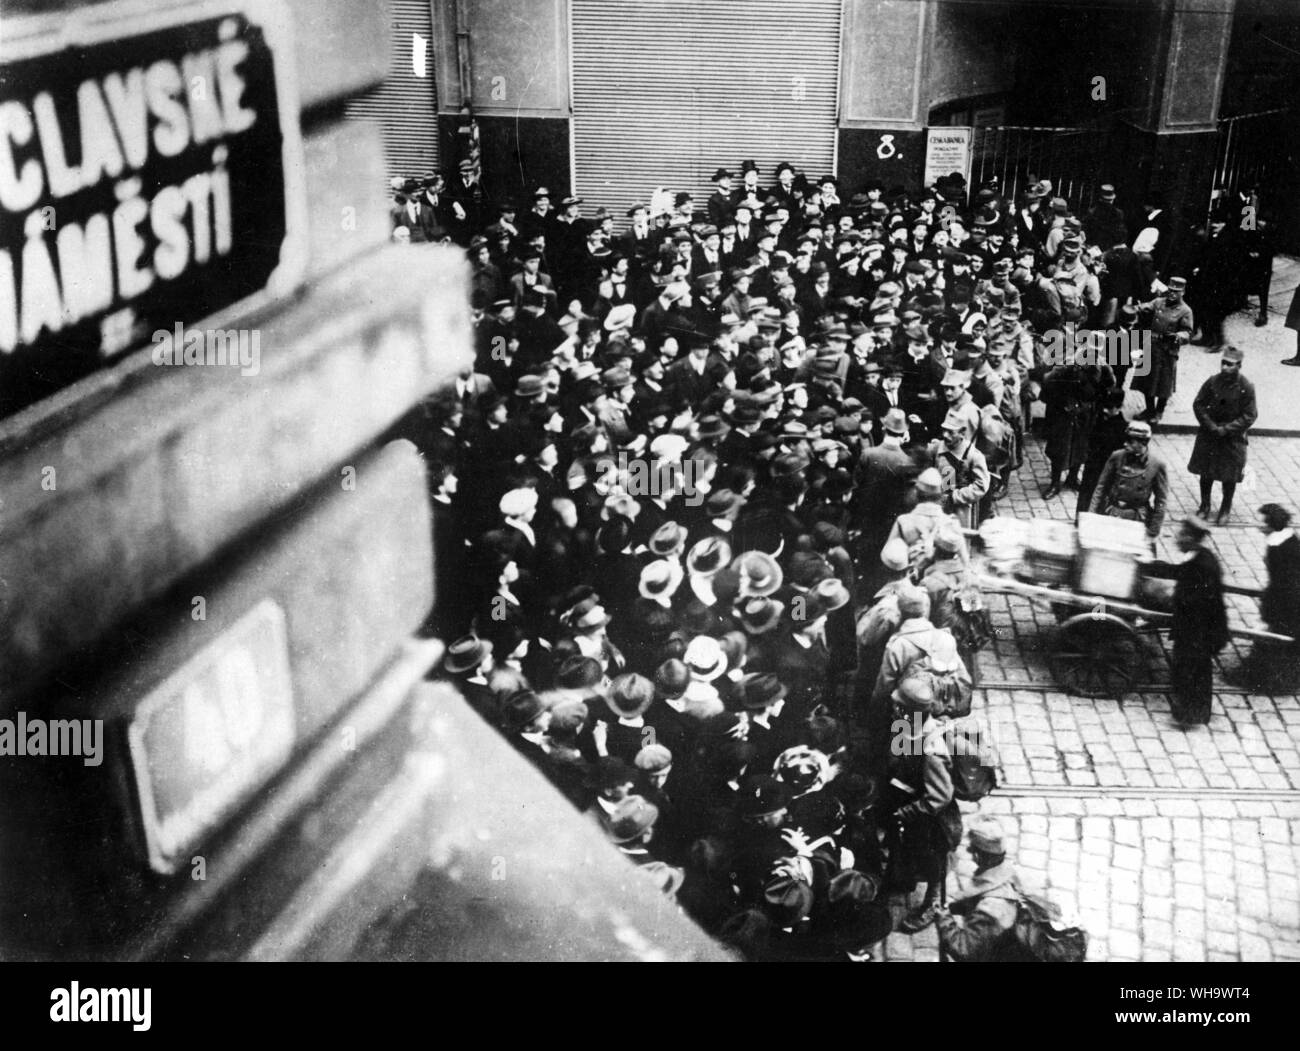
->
[880, 429, 1300, 962]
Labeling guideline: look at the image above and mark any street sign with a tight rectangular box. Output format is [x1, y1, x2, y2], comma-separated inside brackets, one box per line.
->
[0, 0, 307, 420]
[127, 599, 295, 875]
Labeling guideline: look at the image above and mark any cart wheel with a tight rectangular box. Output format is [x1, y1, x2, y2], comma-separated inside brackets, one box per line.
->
[1049, 613, 1142, 699]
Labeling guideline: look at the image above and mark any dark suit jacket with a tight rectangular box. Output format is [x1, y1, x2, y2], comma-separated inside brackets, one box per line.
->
[1148, 547, 1228, 651]
[1262, 534, 1300, 638]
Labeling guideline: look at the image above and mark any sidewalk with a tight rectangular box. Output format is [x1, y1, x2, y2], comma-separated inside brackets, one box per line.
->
[1162, 255, 1300, 436]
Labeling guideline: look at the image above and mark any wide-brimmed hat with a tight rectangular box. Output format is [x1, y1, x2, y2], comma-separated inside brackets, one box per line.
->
[734, 551, 783, 597]
[705, 488, 743, 520]
[639, 558, 685, 601]
[603, 303, 637, 332]
[607, 673, 656, 719]
[650, 521, 688, 557]
[736, 774, 790, 818]
[566, 596, 611, 633]
[737, 672, 787, 712]
[609, 796, 660, 843]
[805, 577, 851, 619]
[556, 654, 604, 691]
[687, 536, 732, 577]
[684, 635, 727, 681]
[737, 596, 783, 635]
[444, 633, 493, 675]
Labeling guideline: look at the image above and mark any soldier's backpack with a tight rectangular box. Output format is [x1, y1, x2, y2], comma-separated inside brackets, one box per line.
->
[943, 717, 998, 802]
[856, 591, 901, 650]
[915, 628, 973, 718]
[1008, 886, 1089, 962]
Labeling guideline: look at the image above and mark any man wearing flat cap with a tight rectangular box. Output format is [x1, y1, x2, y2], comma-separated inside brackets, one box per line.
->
[1188, 345, 1256, 524]
[934, 816, 1024, 960]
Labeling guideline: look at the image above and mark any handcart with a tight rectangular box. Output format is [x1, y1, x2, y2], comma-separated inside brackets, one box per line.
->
[972, 513, 1294, 699]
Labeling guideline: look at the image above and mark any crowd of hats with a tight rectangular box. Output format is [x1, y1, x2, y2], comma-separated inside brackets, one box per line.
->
[407, 159, 1141, 959]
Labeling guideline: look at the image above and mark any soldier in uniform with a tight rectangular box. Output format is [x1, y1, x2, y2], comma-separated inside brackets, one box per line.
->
[1133, 276, 1193, 423]
[1088, 420, 1168, 543]
[931, 410, 990, 532]
[1188, 345, 1257, 523]
[1040, 344, 1099, 499]
[935, 816, 1024, 961]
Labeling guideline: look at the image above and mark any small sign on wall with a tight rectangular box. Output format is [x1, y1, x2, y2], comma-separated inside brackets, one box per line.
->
[923, 126, 972, 189]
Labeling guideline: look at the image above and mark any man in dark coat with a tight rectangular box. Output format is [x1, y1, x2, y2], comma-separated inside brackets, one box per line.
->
[1076, 389, 1128, 523]
[1082, 184, 1127, 256]
[1189, 215, 1239, 350]
[1143, 516, 1228, 727]
[1040, 350, 1098, 498]
[1188, 345, 1257, 523]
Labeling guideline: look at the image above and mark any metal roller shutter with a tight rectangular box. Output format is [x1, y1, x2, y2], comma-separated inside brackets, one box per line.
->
[571, 0, 842, 227]
[343, 0, 439, 184]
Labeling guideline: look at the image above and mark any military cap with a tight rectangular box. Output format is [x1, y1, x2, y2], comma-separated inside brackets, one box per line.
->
[968, 816, 1007, 855]
[1221, 344, 1244, 363]
[1168, 276, 1188, 290]
[1125, 420, 1153, 441]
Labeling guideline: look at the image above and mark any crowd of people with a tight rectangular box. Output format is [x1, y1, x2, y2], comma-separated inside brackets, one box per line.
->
[383, 159, 1294, 960]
